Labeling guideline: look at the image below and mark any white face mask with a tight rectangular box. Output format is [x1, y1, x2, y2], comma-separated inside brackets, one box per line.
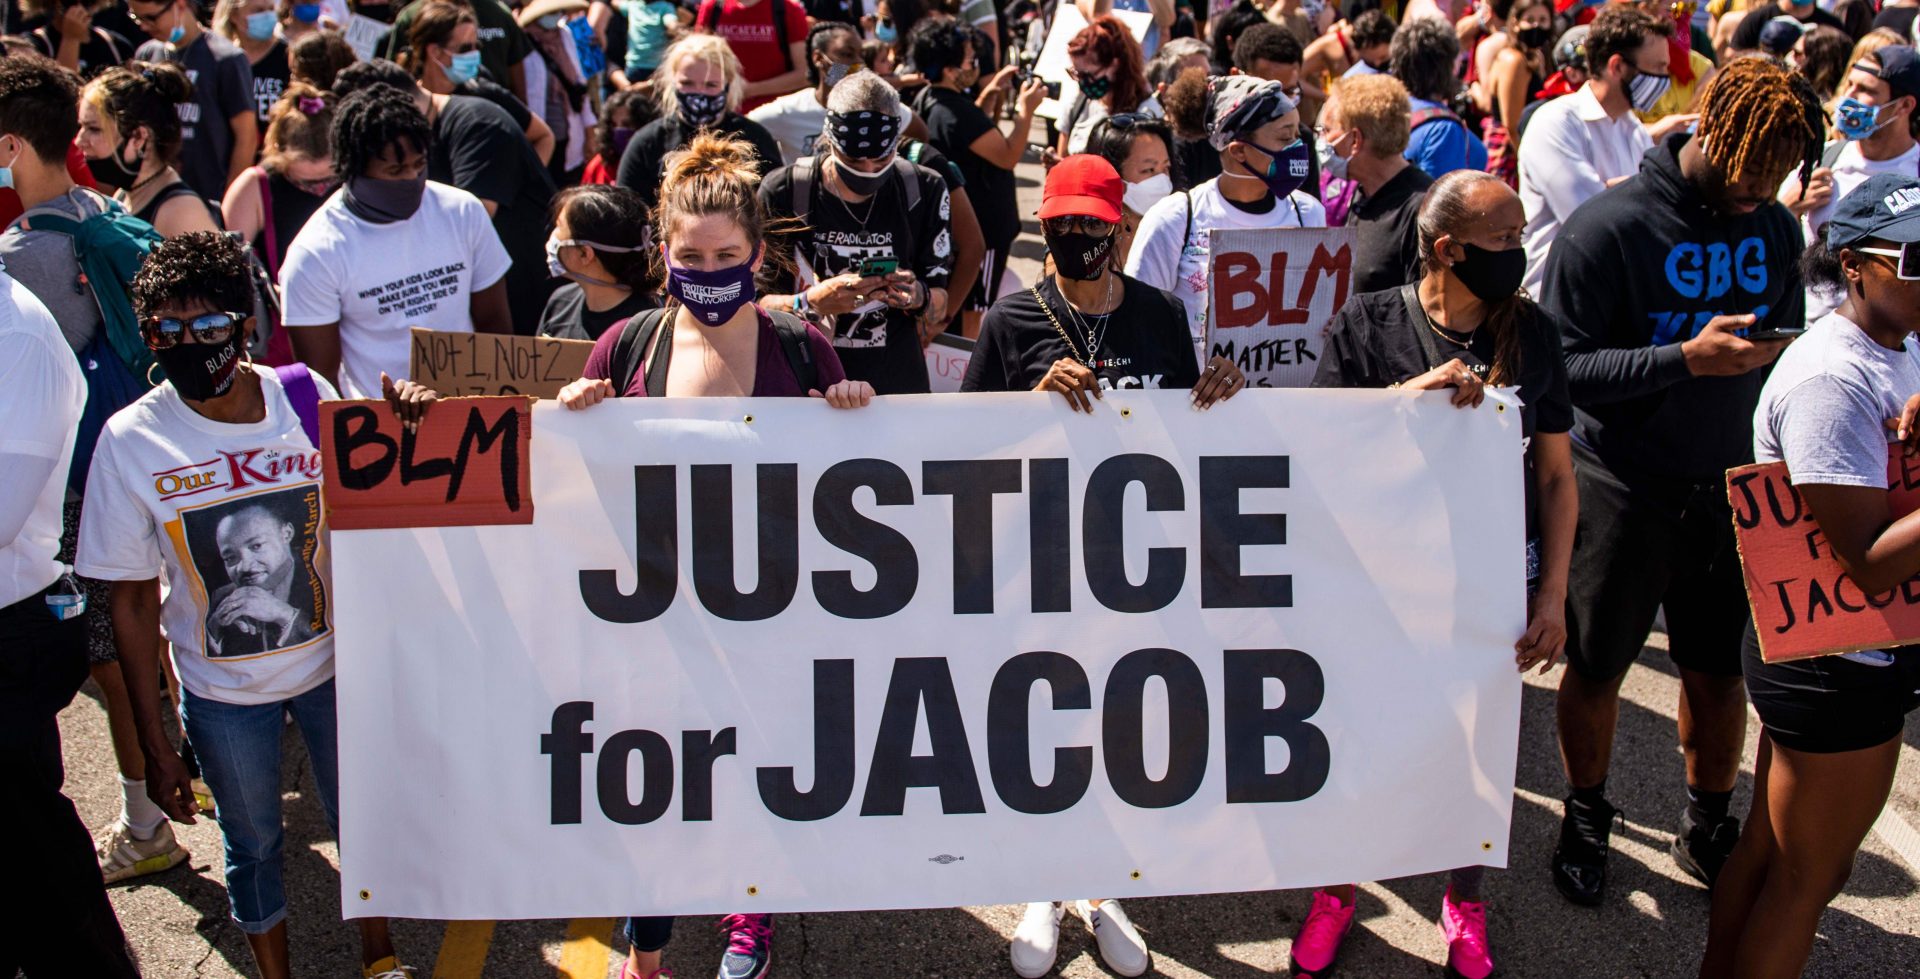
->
[1123, 172, 1172, 214]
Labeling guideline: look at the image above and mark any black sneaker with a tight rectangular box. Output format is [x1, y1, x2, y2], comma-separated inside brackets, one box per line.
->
[1671, 808, 1741, 888]
[1551, 795, 1619, 907]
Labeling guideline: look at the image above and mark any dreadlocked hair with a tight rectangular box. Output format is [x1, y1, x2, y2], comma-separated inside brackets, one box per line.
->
[1696, 56, 1822, 193]
[329, 84, 432, 181]
[1416, 170, 1529, 388]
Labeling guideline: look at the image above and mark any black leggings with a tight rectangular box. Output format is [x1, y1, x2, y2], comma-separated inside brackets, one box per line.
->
[622, 916, 673, 954]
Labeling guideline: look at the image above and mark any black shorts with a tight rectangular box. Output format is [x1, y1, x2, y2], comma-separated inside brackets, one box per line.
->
[1563, 441, 1750, 681]
[1743, 624, 1920, 754]
[963, 244, 1011, 312]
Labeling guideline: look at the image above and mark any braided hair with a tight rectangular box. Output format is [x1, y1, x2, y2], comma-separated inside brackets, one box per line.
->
[329, 84, 431, 180]
[1696, 56, 1822, 194]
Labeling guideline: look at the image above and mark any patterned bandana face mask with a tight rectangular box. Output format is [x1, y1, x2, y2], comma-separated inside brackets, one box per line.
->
[824, 109, 900, 160]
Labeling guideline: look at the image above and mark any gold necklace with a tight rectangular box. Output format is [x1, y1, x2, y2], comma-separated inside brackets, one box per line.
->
[1030, 274, 1115, 363]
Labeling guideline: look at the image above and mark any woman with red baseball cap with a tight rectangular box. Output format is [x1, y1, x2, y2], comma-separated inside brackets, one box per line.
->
[962, 154, 1244, 410]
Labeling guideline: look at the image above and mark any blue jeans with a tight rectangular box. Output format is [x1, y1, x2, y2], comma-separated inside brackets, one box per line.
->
[179, 678, 340, 934]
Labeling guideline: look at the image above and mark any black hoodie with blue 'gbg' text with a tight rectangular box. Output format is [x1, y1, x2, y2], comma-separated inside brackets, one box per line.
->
[1540, 133, 1806, 484]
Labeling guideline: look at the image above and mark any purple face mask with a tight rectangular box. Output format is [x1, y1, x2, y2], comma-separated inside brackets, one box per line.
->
[610, 125, 636, 160]
[664, 246, 759, 325]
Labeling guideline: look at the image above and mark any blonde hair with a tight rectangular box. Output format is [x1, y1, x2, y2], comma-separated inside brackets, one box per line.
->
[657, 131, 765, 245]
[262, 82, 333, 170]
[1327, 74, 1412, 157]
[212, 0, 272, 43]
[653, 34, 747, 119]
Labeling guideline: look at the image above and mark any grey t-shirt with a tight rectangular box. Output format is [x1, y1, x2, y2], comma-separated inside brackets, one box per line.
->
[136, 32, 254, 202]
[0, 189, 112, 355]
[1753, 311, 1920, 666]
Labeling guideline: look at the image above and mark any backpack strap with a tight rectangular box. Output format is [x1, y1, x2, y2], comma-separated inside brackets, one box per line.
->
[890, 156, 921, 212]
[791, 156, 816, 222]
[1183, 188, 1194, 249]
[772, 0, 792, 72]
[273, 363, 323, 448]
[767, 309, 818, 393]
[1409, 105, 1466, 134]
[610, 306, 673, 397]
[1819, 139, 1845, 170]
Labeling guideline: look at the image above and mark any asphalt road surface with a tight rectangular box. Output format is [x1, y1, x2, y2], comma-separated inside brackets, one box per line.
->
[41, 159, 1920, 979]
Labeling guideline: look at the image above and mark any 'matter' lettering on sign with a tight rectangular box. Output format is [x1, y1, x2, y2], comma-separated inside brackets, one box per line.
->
[1206, 227, 1355, 389]
[333, 390, 1524, 920]
[319, 396, 531, 529]
[1728, 445, 1920, 662]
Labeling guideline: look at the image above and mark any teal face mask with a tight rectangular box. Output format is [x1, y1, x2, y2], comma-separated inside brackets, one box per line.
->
[445, 49, 482, 84]
[245, 10, 276, 40]
[167, 5, 186, 44]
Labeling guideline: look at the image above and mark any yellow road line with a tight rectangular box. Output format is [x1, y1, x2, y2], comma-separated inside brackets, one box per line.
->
[431, 920, 496, 979]
[557, 917, 618, 979]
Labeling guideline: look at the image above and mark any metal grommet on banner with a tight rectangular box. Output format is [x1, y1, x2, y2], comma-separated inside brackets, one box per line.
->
[1495, 403, 1506, 413]
[1130, 870, 1142, 880]
[1482, 842, 1494, 852]
[359, 889, 371, 901]
[746, 885, 759, 896]
[1120, 407, 1132, 418]
[744, 414, 755, 424]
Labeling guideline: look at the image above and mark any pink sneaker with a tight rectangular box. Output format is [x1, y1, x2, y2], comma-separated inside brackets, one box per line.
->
[1288, 888, 1356, 976]
[1440, 888, 1494, 979]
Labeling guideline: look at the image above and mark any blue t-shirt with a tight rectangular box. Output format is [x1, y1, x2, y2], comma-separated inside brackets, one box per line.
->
[1114, 0, 1161, 57]
[624, 0, 678, 74]
[1405, 97, 1487, 180]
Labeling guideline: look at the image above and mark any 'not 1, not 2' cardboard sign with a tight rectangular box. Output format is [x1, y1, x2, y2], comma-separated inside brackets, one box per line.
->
[1729, 444, 1920, 662]
[319, 396, 534, 530]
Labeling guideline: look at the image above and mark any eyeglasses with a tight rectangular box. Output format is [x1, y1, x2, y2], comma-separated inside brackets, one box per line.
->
[1857, 243, 1920, 279]
[1043, 215, 1117, 237]
[141, 310, 246, 350]
[128, 2, 173, 25]
[1105, 112, 1155, 129]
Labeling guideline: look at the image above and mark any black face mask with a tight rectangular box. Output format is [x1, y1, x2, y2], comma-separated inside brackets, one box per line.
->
[833, 155, 895, 195]
[1046, 229, 1115, 281]
[1449, 243, 1527, 302]
[342, 173, 427, 224]
[678, 91, 728, 127]
[85, 140, 141, 192]
[1515, 26, 1553, 50]
[1078, 73, 1112, 99]
[153, 332, 244, 401]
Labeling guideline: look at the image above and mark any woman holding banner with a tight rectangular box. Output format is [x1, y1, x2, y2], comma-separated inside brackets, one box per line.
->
[557, 132, 873, 979]
[1304, 170, 1576, 979]
[1700, 174, 1920, 979]
[960, 154, 1241, 979]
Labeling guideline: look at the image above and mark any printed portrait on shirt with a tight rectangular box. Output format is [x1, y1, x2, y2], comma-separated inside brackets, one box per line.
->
[179, 486, 330, 659]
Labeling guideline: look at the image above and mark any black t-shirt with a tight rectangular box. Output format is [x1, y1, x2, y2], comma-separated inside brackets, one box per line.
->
[759, 159, 953, 394]
[963, 274, 1200, 393]
[28, 25, 134, 77]
[803, 0, 861, 23]
[259, 169, 330, 277]
[1730, 3, 1845, 50]
[539, 282, 660, 341]
[457, 76, 532, 131]
[615, 113, 784, 211]
[916, 86, 1017, 248]
[431, 94, 558, 333]
[250, 40, 290, 128]
[1311, 287, 1573, 532]
[1348, 164, 1433, 295]
[1875, 5, 1919, 37]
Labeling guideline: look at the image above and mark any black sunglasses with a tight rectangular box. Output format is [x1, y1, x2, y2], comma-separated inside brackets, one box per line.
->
[1105, 112, 1155, 129]
[142, 311, 246, 350]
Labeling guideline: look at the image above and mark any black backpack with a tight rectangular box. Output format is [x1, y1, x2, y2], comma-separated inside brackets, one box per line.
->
[607, 305, 819, 396]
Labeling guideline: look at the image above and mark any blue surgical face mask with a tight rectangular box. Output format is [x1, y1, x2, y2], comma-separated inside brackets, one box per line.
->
[874, 20, 896, 44]
[445, 49, 482, 85]
[1834, 96, 1893, 141]
[245, 10, 276, 40]
[0, 135, 17, 191]
[167, 5, 186, 44]
[292, 2, 321, 22]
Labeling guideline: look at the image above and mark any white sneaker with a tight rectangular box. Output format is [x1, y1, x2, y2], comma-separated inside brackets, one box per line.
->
[1010, 901, 1063, 978]
[1073, 899, 1149, 977]
[96, 818, 189, 884]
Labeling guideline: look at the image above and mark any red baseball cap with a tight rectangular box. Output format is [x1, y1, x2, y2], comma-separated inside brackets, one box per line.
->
[1038, 154, 1124, 225]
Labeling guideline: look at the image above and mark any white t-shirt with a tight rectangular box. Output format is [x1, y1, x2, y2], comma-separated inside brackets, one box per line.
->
[1801, 141, 1920, 323]
[748, 89, 917, 166]
[0, 272, 86, 609]
[1753, 311, 1920, 666]
[1518, 86, 1652, 298]
[1124, 176, 1328, 366]
[77, 368, 340, 705]
[280, 181, 511, 398]
[1062, 94, 1164, 155]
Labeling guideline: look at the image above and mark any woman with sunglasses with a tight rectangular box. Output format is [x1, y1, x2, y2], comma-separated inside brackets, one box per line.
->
[1125, 73, 1326, 370]
[1700, 173, 1920, 979]
[963, 155, 1240, 979]
[1055, 15, 1162, 160]
[74, 230, 433, 979]
[1083, 111, 1181, 267]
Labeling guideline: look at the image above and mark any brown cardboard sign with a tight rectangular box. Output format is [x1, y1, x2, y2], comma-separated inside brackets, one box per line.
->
[320, 397, 533, 529]
[409, 328, 594, 398]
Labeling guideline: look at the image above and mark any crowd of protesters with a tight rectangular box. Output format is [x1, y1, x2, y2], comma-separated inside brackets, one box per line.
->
[2, 0, 1918, 978]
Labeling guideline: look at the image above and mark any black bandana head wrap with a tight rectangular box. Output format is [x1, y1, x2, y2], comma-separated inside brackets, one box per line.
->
[825, 109, 901, 160]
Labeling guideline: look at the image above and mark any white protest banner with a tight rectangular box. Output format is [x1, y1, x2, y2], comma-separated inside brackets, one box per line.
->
[925, 333, 975, 394]
[343, 13, 387, 62]
[1034, 6, 1157, 120]
[334, 389, 1524, 920]
[1205, 227, 1357, 389]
